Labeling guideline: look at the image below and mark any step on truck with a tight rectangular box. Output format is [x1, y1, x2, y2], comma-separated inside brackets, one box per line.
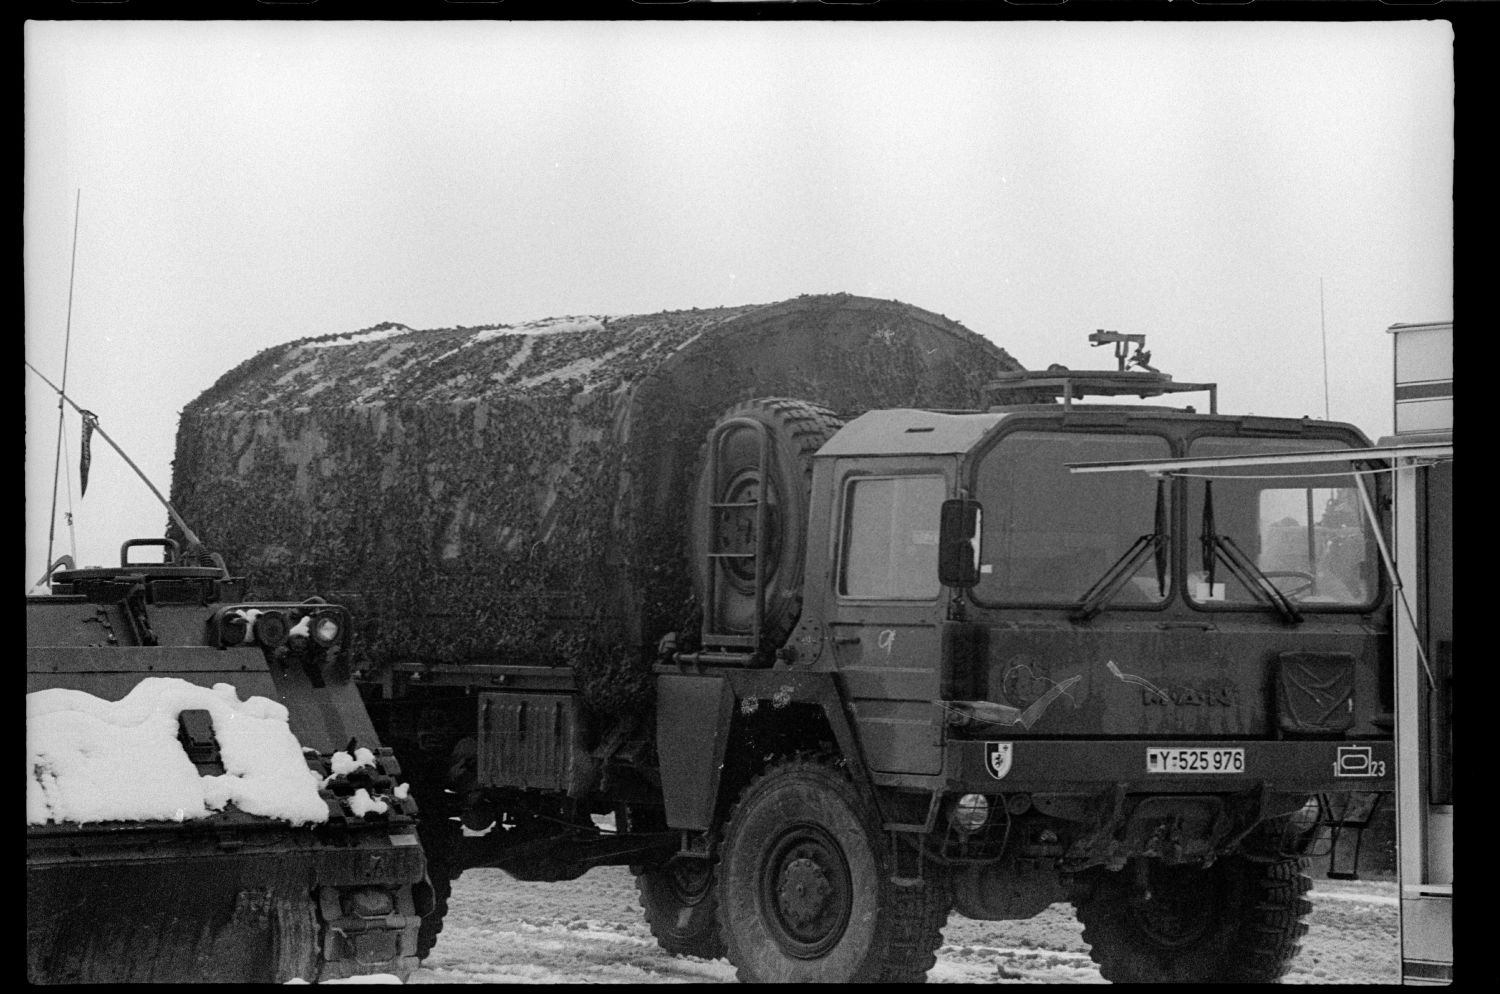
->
[168, 296, 1395, 983]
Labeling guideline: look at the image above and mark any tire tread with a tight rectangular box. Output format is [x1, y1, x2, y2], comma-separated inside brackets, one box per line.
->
[1072, 856, 1314, 984]
[717, 755, 948, 984]
[634, 863, 727, 960]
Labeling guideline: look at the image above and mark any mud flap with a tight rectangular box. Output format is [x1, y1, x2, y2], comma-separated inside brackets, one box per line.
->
[656, 675, 736, 831]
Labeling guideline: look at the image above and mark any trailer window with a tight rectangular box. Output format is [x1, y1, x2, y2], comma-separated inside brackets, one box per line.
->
[973, 431, 1171, 606]
[839, 476, 946, 600]
[1185, 437, 1378, 610]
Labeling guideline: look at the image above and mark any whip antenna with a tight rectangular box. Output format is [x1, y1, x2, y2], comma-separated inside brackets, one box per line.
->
[1319, 277, 1331, 421]
[44, 189, 81, 582]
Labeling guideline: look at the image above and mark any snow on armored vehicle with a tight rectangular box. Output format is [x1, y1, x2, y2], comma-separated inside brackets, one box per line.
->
[26, 540, 428, 983]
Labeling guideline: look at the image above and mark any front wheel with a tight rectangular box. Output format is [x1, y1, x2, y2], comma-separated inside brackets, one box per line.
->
[1072, 856, 1313, 983]
[716, 757, 949, 983]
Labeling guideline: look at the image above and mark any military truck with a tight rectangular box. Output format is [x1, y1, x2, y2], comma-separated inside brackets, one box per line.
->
[170, 296, 1395, 983]
[26, 539, 429, 983]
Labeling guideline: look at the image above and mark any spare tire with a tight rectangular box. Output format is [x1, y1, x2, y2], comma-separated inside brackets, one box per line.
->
[691, 398, 844, 653]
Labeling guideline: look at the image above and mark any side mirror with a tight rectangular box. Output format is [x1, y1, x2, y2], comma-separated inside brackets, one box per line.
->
[939, 499, 983, 588]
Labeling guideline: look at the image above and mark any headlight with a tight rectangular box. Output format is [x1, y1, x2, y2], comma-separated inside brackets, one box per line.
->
[951, 793, 991, 833]
[255, 611, 289, 648]
[312, 614, 342, 648]
[220, 613, 249, 647]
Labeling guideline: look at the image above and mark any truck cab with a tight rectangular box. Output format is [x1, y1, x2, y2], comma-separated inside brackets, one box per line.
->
[806, 400, 1392, 793]
[744, 367, 1397, 982]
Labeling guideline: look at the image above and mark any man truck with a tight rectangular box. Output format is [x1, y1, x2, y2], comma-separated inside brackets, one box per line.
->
[163, 294, 1395, 982]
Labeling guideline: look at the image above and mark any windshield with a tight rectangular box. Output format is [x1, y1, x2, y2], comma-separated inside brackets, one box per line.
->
[974, 430, 1171, 606]
[1185, 437, 1378, 609]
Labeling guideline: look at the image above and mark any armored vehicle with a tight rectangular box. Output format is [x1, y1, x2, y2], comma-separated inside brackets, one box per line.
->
[170, 297, 1394, 982]
[26, 539, 429, 983]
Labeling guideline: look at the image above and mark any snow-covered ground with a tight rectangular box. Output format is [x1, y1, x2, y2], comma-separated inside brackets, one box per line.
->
[409, 867, 1397, 984]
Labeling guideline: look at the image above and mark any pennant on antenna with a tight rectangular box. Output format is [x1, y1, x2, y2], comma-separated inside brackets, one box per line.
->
[79, 410, 98, 496]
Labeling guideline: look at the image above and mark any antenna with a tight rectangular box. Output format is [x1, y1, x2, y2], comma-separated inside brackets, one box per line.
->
[26, 361, 206, 553]
[44, 190, 81, 582]
[1320, 278, 1331, 420]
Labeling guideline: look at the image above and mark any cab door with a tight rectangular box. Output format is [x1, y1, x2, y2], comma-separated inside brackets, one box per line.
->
[825, 464, 950, 776]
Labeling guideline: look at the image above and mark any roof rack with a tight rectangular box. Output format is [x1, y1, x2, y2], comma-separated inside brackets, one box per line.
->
[986, 330, 1218, 413]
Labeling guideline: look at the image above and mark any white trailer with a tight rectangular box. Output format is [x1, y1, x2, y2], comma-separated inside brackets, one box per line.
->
[1385, 321, 1452, 985]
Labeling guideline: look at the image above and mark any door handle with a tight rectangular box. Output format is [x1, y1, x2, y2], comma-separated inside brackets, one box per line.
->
[833, 635, 861, 646]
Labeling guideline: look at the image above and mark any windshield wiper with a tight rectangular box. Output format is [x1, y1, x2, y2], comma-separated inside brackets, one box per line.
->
[1199, 480, 1302, 624]
[1073, 478, 1169, 621]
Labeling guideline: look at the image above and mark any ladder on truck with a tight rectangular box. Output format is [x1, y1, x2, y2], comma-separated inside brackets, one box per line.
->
[699, 415, 770, 661]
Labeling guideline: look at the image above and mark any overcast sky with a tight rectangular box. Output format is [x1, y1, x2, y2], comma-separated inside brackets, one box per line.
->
[24, 19, 1452, 588]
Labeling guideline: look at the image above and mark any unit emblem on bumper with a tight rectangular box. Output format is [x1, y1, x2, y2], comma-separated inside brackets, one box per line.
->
[985, 742, 1013, 780]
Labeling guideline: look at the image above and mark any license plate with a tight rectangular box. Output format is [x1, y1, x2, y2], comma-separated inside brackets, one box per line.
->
[1146, 747, 1244, 774]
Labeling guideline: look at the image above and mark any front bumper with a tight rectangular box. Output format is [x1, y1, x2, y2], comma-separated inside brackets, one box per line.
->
[943, 737, 1395, 794]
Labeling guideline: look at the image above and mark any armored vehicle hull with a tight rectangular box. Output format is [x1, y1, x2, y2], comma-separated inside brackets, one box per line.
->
[26, 546, 429, 983]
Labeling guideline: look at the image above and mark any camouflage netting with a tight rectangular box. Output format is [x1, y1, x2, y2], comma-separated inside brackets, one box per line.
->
[169, 293, 1024, 713]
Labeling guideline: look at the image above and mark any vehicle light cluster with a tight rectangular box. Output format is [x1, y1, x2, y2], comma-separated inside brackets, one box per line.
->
[216, 605, 345, 652]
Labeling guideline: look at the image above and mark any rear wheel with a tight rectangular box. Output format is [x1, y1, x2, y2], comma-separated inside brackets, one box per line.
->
[635, 857, 726, 959]
[1071, 855, 1313, 983]
[716, 757, 949, 983]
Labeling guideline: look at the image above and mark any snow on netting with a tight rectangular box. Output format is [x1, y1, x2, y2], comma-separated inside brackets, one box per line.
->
[169, 294, 1024, 712]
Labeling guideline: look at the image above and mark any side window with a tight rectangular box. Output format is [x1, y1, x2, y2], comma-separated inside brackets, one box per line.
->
[839, 476, 946, 600]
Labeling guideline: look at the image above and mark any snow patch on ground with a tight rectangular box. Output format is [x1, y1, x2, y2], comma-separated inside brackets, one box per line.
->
[1307, 886, 1398, 906]
[27, 677, 327, 826]
[407, 867, 1400, 984]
